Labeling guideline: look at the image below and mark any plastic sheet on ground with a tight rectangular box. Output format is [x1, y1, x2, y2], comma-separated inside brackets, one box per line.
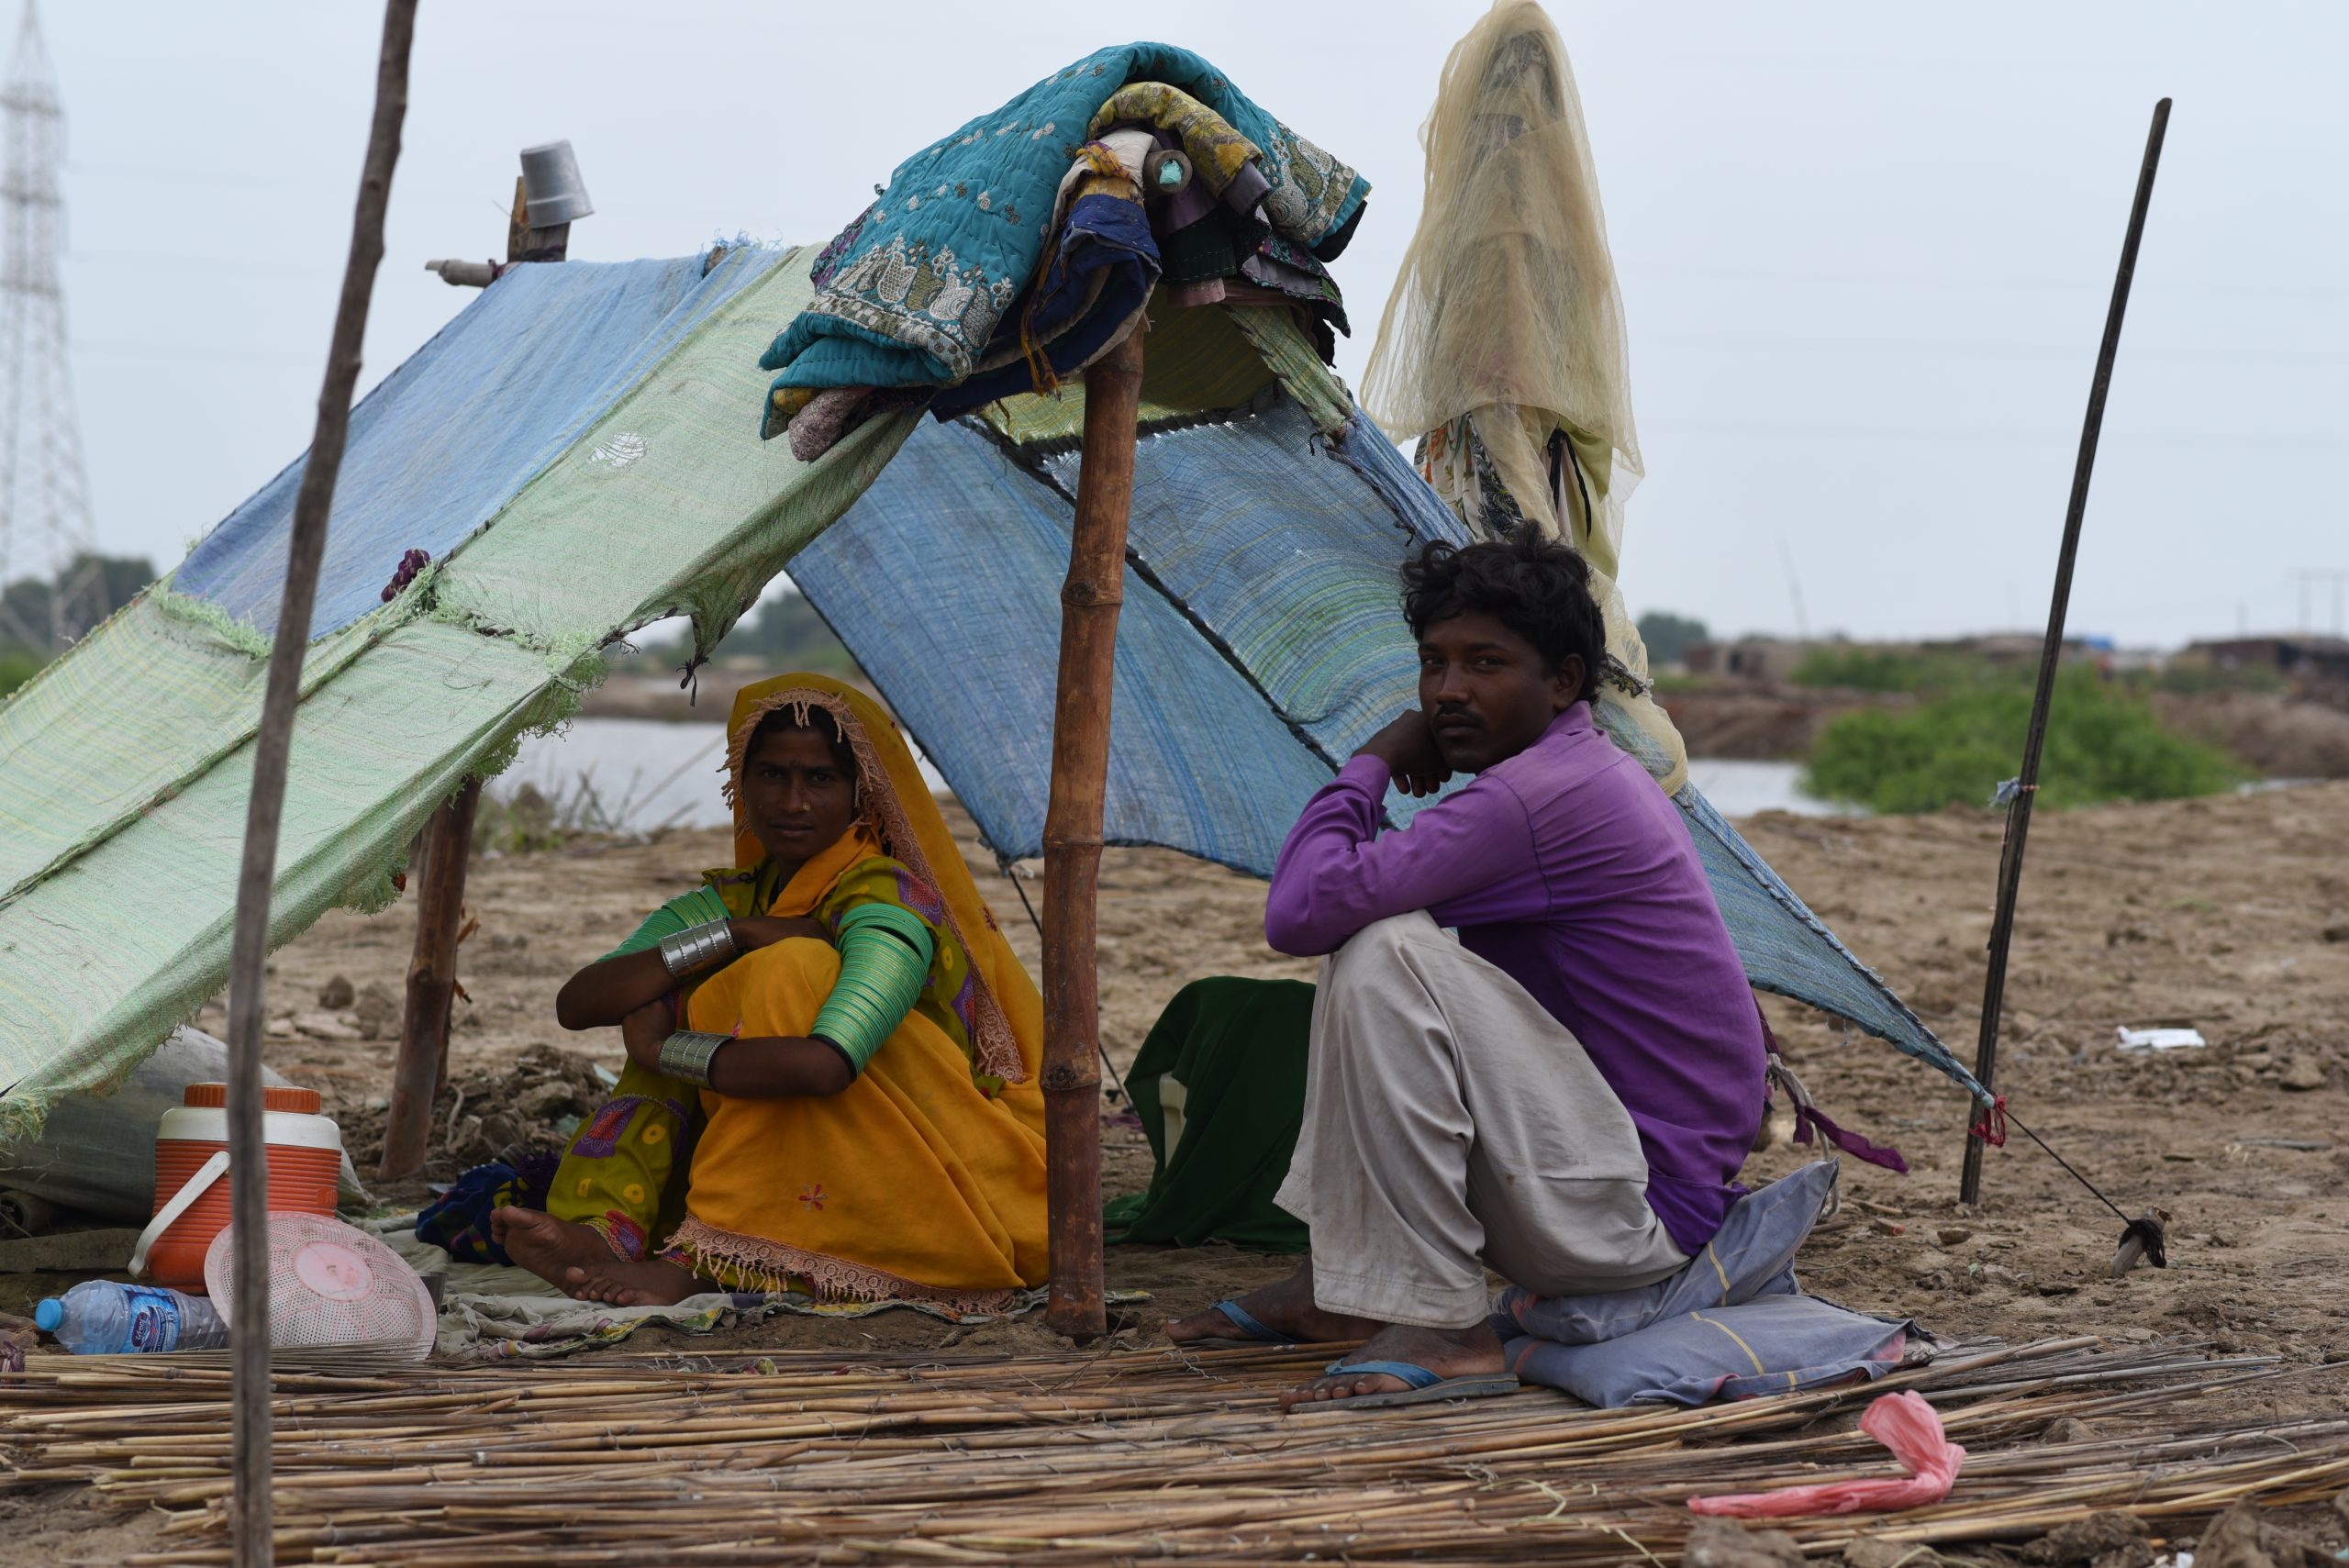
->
[370, 1218, 1147, 1362]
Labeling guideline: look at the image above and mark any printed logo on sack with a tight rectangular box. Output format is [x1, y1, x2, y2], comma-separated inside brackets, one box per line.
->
[589, 431, 647, 470]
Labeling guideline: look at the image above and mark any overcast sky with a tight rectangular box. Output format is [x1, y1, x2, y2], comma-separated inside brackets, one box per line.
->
[32, 1, 2349, 647]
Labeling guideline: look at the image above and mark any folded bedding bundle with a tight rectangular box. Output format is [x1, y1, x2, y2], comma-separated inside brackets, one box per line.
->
[1491, 1161, 1922, 1407]
[761, 42, 1370, 459]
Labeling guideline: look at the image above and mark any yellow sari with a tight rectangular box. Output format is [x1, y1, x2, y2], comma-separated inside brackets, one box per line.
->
[548, 675, 1047, 1307]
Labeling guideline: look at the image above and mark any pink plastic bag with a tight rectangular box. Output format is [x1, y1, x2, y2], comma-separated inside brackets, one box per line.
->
[1688, 1392, 1965, 1518]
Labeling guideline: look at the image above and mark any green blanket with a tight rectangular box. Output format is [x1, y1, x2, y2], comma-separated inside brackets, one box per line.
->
[1105, 976, 1313, 1252]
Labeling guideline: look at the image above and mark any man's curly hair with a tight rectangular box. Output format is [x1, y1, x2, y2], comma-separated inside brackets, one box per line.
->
[1399, 533, 1606, 705]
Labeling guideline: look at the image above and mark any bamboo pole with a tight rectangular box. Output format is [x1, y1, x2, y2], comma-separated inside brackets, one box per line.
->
[384, 165, 568, 1178]
[1040, 322, 1146, 1341]
[217, 4, 416, 1562]
[378, 779, 480, 1179]
[1959, 98, 2170, 1204]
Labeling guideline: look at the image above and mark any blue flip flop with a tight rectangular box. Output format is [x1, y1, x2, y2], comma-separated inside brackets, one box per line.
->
[1293, 1357, 1521, 1412]
[1179, 1299, 1300, 1350]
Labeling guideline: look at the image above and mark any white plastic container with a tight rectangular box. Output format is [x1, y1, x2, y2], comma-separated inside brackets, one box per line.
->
[519, 140, 593, 227]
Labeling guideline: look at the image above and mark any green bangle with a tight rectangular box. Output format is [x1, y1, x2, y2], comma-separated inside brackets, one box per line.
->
[812, 906, 933, 1075]
[836, 901, 934, 955]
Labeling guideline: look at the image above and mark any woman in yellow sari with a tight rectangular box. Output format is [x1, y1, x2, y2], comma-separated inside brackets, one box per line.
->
[491, 674, 1048, 1308]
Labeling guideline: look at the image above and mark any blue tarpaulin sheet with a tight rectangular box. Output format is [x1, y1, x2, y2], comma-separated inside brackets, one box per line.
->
[172, 251, 785, 640]
[18, 240, 1978, 1122]
[794, 386, 1985, 1103]
[789, 413, 1341, 868]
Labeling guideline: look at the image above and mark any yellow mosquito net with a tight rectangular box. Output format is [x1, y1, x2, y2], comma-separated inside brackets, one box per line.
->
[1363, 0, 1683, 793]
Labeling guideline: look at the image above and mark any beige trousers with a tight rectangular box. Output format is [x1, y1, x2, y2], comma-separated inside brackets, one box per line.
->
[1275, 912, 1690, 1329]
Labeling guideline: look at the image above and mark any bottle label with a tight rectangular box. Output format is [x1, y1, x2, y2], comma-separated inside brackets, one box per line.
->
[120, 1284, 184, 1352]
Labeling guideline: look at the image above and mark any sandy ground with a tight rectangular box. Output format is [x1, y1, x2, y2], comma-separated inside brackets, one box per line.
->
[158, 779, 2349, 1401]
[15, 781, 2347, 1563]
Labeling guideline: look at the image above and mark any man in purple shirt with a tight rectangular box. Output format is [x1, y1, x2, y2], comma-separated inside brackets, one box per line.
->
[1166, 533, 1766, 1409]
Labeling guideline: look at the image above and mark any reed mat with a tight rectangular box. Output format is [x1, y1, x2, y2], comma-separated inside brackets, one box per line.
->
[5, 1336, 2343, 1563]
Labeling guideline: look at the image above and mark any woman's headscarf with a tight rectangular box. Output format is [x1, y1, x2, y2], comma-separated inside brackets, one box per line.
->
[718, 673, 1041, 1088]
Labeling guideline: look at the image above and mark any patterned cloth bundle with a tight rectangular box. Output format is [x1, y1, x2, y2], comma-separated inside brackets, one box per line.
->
[758, 42, 1371, 459]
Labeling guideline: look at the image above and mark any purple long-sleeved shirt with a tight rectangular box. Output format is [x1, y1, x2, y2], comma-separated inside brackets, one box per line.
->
[1265, 702, 1766, 1255]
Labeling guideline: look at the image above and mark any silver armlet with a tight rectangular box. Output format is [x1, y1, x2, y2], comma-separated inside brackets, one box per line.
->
[656, 1029, 731, 1089]
[658, 918, 738, 978]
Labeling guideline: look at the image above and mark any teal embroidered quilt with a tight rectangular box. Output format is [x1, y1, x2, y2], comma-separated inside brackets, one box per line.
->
[756, 41, 1367, 414]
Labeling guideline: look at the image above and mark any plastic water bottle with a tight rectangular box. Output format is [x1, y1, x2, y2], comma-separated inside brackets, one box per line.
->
[34, 1280, 229, 1354]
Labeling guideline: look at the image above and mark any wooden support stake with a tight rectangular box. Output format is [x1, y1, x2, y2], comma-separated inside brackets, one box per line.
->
[382, 155, 570, 1176]
[219, 5, 415, 1564]
[1959, 99, 2170, 1206]
[1041, 324, 1145, 1341]
[378, 779, 482, 1181]
[506, 174, 571, 263]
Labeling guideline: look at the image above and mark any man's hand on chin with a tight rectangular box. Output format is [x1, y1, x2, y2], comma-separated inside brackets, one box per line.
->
[1357, 711, 1453, 798]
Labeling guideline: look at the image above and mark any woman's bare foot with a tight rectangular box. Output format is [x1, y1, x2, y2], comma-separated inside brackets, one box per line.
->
[1279, 1320, 1510, 1411]
[489, 1207, 618, 1294]
[1163, 1261, 1382, 1346]
[562, 1258, 705, 1307]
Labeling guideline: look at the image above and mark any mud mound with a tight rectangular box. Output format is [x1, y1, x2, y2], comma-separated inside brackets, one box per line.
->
[341, 1042, 608, 1178]
[2154, 691, 2349, 778]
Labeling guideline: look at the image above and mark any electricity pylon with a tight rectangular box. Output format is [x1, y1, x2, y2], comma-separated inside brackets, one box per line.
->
[0, 0, 98, 652]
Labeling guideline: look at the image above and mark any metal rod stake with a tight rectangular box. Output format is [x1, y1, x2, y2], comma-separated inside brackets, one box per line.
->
[1960, 99, 2171, 1205]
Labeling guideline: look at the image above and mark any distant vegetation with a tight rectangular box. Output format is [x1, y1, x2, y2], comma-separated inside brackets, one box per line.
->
[2152, 657, 2286, 696]
[1795, 643, 2290, 700]
[1804, 670, 2244, 814]
[1791, 646, 2016, 694]
[1635, 610, 1709, 668]
[629, 589, 863, 682]
[0, 550, 155, 701]
[0, 645, 40, 701]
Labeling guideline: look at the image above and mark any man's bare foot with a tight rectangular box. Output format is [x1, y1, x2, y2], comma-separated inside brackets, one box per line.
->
[490, 1207, 618, 1294]
[1164, 1261, 1382, 1346]
[560, 1258, 705, 1307]
[1279, 1320, 1510, 1411]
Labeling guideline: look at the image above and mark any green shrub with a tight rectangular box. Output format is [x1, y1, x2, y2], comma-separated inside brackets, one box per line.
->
[2154, 658, 2286, 696]
[1790, 646, 2018, 694]
[0, 645, 43, 701]
[472, 784, 569, 856]
[1802, 672, 2243, 814]
[629, 590, 863, 680]
[1635, 610, 1709, 667]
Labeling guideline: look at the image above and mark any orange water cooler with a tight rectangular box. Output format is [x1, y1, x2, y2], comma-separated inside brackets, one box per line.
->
[128, 1083, 344, 1294]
